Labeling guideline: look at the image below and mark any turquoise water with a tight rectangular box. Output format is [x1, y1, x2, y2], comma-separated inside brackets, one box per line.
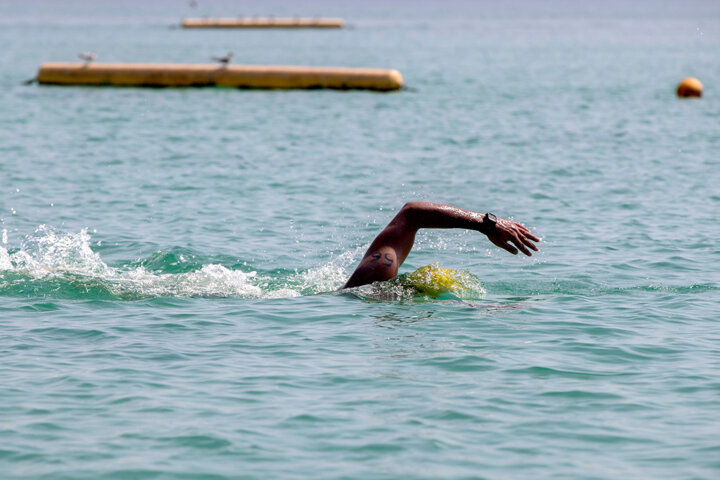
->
[1, 0, 719, 478]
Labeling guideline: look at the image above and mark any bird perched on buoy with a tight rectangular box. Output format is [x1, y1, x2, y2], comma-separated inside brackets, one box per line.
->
[211, 52, 233, 66]
[78, 52, 97, 64]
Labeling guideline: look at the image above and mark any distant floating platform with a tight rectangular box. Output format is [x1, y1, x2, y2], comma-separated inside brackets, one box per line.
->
[36, 63, 403, 91]
[181, 17, 344, 28]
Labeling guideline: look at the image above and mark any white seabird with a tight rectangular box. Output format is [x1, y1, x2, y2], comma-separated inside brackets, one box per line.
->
[78, 52, 97, 64]
[211, 52, 233, 66]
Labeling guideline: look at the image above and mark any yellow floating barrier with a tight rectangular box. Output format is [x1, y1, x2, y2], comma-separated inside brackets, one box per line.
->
[36, 63, 403, 91]
[182, 17, 344, 28]
[676, 77, 703, 98]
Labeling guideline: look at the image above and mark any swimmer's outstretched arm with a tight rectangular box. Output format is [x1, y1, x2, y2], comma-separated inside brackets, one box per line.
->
[341, 201, 539, 289]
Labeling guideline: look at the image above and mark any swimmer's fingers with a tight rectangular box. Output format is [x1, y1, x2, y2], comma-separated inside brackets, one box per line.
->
[510, 233, 533, 256]
[519, 232, 539, 252]
[521, 225, 540, 242]
[489, 235, 519, 255]
[489, 231, 535, 256]
[505, 220, 540, 253]
[510, 221, 540, 242]
[519, 226, 540, 242]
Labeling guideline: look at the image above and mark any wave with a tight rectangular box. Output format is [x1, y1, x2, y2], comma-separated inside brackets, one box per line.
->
[0, 226, 351, 300]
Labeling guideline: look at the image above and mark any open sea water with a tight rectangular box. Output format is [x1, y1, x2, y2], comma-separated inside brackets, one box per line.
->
[1, 0, 719, 478]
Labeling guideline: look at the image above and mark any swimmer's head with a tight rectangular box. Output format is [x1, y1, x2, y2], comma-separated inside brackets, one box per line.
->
[398, 263, 483, 298]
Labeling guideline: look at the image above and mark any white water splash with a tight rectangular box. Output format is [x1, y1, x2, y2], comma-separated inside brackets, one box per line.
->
[14, 225, 109, 274]
[294, 247, 364, 294]
[0, 246, 12, 271]
[0, 226, 308, 299]
[114, 264, 264, 298]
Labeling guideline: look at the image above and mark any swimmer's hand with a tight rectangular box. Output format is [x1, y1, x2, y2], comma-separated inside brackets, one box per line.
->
[485, 217, 540, 256]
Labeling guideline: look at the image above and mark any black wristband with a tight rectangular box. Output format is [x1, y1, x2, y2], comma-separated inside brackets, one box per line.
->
[482, 213, 497, 233]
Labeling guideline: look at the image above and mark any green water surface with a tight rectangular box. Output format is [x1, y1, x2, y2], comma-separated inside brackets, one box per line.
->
[1, 0, 719, 479]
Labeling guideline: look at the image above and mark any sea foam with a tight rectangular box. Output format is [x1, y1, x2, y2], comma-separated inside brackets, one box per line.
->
[0, 226, 303, 300]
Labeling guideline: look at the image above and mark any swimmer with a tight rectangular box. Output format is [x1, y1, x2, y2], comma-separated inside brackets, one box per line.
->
[341, 202, 539, 289]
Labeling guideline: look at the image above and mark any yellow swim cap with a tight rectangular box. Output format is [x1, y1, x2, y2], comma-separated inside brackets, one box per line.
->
[398, 262, 480, 298]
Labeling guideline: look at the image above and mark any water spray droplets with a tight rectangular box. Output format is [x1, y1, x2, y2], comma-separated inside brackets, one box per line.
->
[0, 226, 357, 300]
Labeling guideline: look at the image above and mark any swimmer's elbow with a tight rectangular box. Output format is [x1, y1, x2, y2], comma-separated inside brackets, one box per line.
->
[401, 201, 424, 212]
[400, 201, 425, 225]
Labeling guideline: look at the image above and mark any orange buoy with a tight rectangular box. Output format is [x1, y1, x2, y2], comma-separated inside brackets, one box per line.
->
[36, 62, 404, 91]
[676, 77, 703, 98]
